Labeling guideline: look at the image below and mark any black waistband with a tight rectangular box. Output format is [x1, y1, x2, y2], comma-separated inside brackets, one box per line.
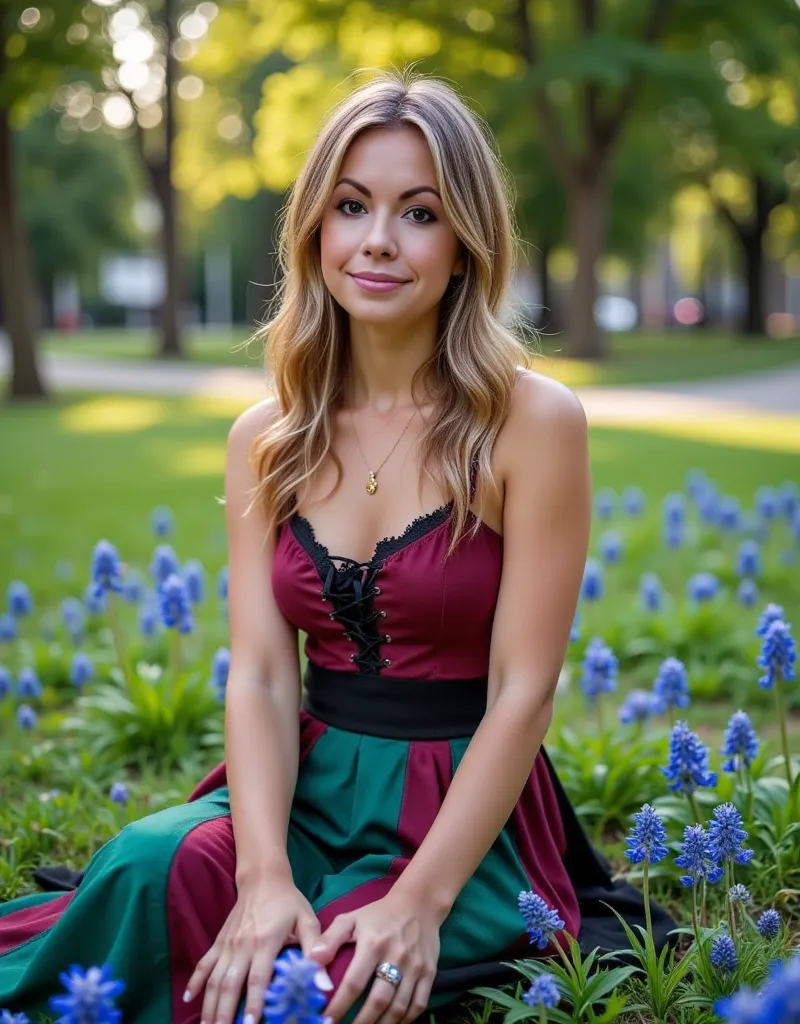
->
[302, 662, 488, 739]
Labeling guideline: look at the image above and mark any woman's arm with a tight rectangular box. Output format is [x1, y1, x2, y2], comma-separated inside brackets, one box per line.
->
[392, 373, 591, 915]
[224, 399, 303, 888]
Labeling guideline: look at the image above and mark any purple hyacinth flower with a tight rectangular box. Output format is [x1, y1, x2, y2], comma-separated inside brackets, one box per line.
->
[70, 652, 94, 688]
[721, 711, 759, 773]
[579, 637, 618, 700]
[736, 540, 761, 579]
[622, 485, 645, 517]
[662, 721, 717, 796]
[109, 782, 129, 805]
[714, 985, 763, 1023]
[0, 613, 17, 642]
[757, 619, 796, 689]
[150, 544, 179, 589]
[121, 571, 145, 605]
[625, 804, 668, 865]
[639, 573, 663, 613]
[263, 949, 328, 1024]
[581, 559, 604, 602]
[216, 565, 229, 601]
[756, 908, 781, 940]
[90, 541, 124, 601]
[83, 582, 107, 617]
[710, 934, 738, 973]
[687, 572, 718, 604]
[522, 973, 560, 1009]
[707, 803, 754, 866]
[780, 481, 798, 520]
[48, 962, 125, 1023]
[182, 559, 205, 605]
[685, 469, 708, 502]
[211, 647, 230, 701]
[728, 883, 752, 907]
[652, 657, 690, 712]
[17, 704, 37, 730]
[159, 574, 193, 634]
[518, 891, 565, 949]
[755, 485, 779, 522]
[16, 667, 42, 701]
[599, 530, 623, 565]
[718, 496, 742, 533]
[0, 667, 11, 700]
[674, 824, 723, 887]
[150, 505, 174, 539]
[618, 689, 656, 726]
[0, 1011, 30, 1024]
[594, 488, 616, 521]
[755, 602, 785, 638]
[6, 580, 33, 618]
[736, 579, 758, 608]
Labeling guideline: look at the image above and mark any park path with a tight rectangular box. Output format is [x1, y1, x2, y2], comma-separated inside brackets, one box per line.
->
[1, 349, 799, 424]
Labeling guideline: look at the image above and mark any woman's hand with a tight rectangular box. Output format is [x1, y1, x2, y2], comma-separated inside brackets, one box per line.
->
[310, 893, 443, 1024]
[185, 880, 331, 1024]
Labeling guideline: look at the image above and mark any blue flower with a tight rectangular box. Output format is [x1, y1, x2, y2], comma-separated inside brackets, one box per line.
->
[17, 704, 37, 730]
[581, 559, 604, 602]
[159, 574, 193, 634]
[674, 824, 723, 887]
[618, 689, 657, 726]
[0, 667, 11, 700]
[90, 541, 124, 601]
[728, 883, 752, 906]
[70, 652, 94, 688]
[6, 580, 33, 618]
[737, 579, 758, 608]
[663, 520, 686, 549]
[759, 955, 800, 1021]
[780, 480, 799, 520]
[757, 619, 796, 689]
[625, 803, 668, 865]
[0, 1011, 30, 1024]
[756, 908, 781, 940]
[707, 803, 754, 866]
[736, 540, 761, 579]
[622, 485, 645, 517]
[699, 490, 720, 526]
[182, 559, 205, 605]
[652, 657, 691, 711]
[756, 602, 784, 637]
[579, 637, 618, 700]
[263, 949, 327, 1024]
[718, 496, 742, 533]
[755, 485, 779, 522]
[662, 721, 717, 796]
[569, 607, 581, 643]
[594, 488, 616, 521]
[150, 505, 174, 539]
[687, 572, 718, 604]
[793, 508, 800, 544]
[150, 545, 179, 589]
[138, 599, 159, 639]
[522, 974, 560, 1009]
[216, 565, 229, 601]
[211, 647, 230, 701]
[685, 470, 708, 502]
[721, 711, 759, 773]
[518, 891, 565, 949]
[109, 783, 129, 806]
[17, 667, 42, 701]
[639, 573, 663, 613]
[599, 530, 623, 565]
[714, 985, 763, 1023]
[121, 571, 144, 605]
[83, 583, 107, 617]
[0, 613, 17, 642]
[60, 598, 85, 644]
[710, 933, 738, 973]
[48, 962, 125, 1023]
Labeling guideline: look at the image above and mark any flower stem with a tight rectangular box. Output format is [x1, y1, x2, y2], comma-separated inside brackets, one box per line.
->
[774, 674, 792, 788]
[107, 593, 131, 687]
[643, 860, 653, 944]
[597, 695, 604, 735]
[539, 1007, 547, 1024]
[725, 861, 735, 939]
[668, 706, 675, 730]
[691, 886, 701, 948]
[688, 792, 701, 825]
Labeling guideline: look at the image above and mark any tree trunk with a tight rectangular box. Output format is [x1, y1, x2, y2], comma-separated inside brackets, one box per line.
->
[157, 0, 182, 358]
[741, 230, 764, 336]
[0, 97, 46, 400]
[566, 171, 607, 359]
[535, 242, 552, 330]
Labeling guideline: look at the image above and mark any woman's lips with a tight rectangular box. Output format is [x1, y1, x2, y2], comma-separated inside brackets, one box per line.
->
[349, 274, 408, 293]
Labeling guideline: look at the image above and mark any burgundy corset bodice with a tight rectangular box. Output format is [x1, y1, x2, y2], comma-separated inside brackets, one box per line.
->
[272, 488, 503, 680]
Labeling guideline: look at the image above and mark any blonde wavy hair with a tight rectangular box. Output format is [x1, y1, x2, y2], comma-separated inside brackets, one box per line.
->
[250, 68, 533, 558]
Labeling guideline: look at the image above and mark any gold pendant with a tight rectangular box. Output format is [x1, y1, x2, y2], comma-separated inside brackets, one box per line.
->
[366, 472, 378, 495]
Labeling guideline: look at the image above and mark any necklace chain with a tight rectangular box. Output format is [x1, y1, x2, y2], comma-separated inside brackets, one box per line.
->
[348, 405, 419, 495]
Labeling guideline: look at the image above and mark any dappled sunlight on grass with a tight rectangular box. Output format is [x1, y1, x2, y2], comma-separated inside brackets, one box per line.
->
[597, 415, 800, 454]
[172, 443, 227, 477]
[60, 396, 170, 434]
[186, 394, 253, 419]
[529, 352, 607, 387]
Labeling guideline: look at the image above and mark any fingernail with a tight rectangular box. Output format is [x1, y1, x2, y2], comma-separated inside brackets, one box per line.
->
[311, 943, 325, 953]
[182, 990, 192, 1003]
[324, 1016, 334, 1024]
[244, 1015, 255, 1024]
[314, 968, 334, 991]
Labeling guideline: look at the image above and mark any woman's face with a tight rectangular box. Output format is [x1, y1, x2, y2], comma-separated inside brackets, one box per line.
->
[319, 125, 464, 326]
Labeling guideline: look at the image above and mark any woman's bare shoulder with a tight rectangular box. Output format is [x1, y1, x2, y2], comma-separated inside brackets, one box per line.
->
[227, 396, 282, 456]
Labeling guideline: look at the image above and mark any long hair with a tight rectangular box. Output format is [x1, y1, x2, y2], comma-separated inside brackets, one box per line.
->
[250, 69, 532, 558]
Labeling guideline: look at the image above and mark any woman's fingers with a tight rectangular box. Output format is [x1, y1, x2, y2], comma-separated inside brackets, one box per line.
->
[360, 973, 414, 1024]
[297, 912, 323, 958]
[240, 944, 281, 1024]
[398, 971, 435, 1024]
[185, 939, 223, 1008]
[310, 913, 355, 966]
[323, 943, 376, 1022]
[201, 954, 248, 1024]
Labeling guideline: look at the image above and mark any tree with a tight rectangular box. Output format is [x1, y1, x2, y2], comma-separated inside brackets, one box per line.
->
[0, 3, 104, 400]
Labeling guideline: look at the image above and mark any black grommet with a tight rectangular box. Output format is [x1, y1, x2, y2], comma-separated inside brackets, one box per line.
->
[384, 635, 392, 642]
[380, 610, 387, 618]
[373, 587, 381, 595]
[350, 653, 356, 662]
[329, 612, 335, 620]
[383, 658, 392, 667]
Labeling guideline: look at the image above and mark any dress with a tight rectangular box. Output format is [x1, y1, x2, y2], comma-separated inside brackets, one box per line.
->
[0, 470, 675, 1023]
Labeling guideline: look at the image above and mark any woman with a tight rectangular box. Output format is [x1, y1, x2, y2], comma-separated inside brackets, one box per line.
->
[0, 72, 673, 1024]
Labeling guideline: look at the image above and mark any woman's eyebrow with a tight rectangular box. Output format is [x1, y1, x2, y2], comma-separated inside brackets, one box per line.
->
[334, 177, 442, 201]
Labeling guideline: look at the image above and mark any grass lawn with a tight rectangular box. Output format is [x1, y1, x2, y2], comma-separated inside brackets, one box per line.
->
[39, 326, 800, 387]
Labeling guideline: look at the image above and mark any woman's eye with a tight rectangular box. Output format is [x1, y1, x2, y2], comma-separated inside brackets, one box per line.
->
[405, 207, 435, 224]
[337, 199, 365, 216]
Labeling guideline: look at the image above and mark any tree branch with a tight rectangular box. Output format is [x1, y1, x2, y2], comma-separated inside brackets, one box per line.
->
[517, 0, 579, 188]
[578, 0, 601, 160]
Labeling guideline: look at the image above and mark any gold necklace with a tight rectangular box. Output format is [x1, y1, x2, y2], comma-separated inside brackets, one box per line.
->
[348, 405, 419, 495]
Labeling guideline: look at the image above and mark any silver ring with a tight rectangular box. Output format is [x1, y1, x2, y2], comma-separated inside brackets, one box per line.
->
[225, 967, 239, 980]
[375, 962, 403, 988]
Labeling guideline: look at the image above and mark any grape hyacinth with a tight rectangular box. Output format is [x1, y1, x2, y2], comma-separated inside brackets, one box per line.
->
[718, 496, 742, 532]
[0, 667, 11, 700]
[756, 908, 781, 940]
[736, 540, 761, 579]
[83, 583, 107, 617]
[652, 657, 691, 718]
[16, 667, 42, 701]
[522, 973, 560, 1011]
[618, 689, 657, 726]
[211, 647, 230, 701]
[60, 597, 85, 644]
[0, 613, 16, 643]
[685, 469, 708, 502]
[109, 783, 129, 806]
[48, 962, 125, 1024]
[663, 492, 686, 529]
[714, 984, 763, 1024]
[622, 485, 645, 517]
[581, 559, 604, 602]
[625, 804, 669, 865]
[150, 545, 180, 590]
[755, 485, 779, 522]
[594, 488, 616, 520]
[662, 722, 717, 813]
[717, 953, 800, 1023]
[70, 652, 94, 688]
[138, 598, 160, 639]
[89, 541, 124, 601]
[707, 803, 754, 868]
[756, 602, 784, 637]
[6, 580, 33, 618]
[599, 530, 623, 565]
[687, 572, 718, 604]
[150, 505, 174, 539]
[182, 559, 206, 605]
[780, 480, 799, 520]
[159, 575, 193, 635]
[121, 571, 144, 605]
[757, 620, 796, 689]
[721, 711, 759, 773]
[262, 949, 328, 1024]
[216, 565, 229, 602]
[17, 704, 37, 729]
[710, 933, 738, 973]
[728, 883, 752, 907]
[736, 579, 758, 608]
[0, 1011, 30, 1023]
[675, 824, 723, 888]
[518, 891, 565, 950]
[579, 638, 618, 730]
[639, 573, 663, 613]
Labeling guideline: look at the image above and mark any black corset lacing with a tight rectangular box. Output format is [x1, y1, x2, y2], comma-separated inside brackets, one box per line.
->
[320, 558, 391, 674]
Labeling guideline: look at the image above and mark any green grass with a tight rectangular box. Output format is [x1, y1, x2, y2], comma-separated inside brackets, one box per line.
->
[40, 326, 800, 387]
